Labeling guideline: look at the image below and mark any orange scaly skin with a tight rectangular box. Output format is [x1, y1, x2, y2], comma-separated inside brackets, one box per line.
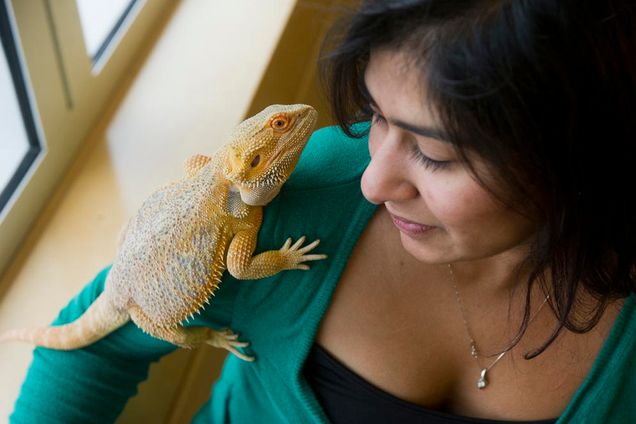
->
[0, 104, 324, 362]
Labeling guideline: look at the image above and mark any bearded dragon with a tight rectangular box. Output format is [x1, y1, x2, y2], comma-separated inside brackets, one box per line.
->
[0, 104, 324, 362]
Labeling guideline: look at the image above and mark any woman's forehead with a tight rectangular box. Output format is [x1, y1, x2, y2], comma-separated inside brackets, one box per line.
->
[365, 49, 442, 129]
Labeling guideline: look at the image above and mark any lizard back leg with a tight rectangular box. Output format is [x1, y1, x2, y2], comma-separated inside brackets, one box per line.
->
[128, 305, 253, 361]
[162, 325, 254, 362]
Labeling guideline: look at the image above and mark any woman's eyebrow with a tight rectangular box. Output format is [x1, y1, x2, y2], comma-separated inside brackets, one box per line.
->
[368, 99, 450, 143]
[392, 119, 450, 143]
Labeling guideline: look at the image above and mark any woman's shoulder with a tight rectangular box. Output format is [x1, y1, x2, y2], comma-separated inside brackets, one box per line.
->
[285, 123, 370, 190]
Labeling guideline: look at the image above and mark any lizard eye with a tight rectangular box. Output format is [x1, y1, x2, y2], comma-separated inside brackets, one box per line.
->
[250, 154, 261, 167]
[270, 115, 290, 131]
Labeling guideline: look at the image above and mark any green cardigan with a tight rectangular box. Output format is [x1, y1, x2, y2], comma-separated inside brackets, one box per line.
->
[10, 126, 636, 423]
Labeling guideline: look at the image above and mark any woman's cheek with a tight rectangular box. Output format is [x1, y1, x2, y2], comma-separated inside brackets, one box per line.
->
[422, 179, 495, 230]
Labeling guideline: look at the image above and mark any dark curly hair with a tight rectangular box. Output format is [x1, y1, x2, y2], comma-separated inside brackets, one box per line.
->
[321, 0, 636, 357]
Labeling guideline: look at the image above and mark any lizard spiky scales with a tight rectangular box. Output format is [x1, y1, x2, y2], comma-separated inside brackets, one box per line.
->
[0, 104, 324, 362]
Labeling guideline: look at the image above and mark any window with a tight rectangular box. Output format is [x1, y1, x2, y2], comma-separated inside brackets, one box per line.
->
[0, 1, 41, 215]
[0, 0, 173, 277]
[76, 0, 140, 67]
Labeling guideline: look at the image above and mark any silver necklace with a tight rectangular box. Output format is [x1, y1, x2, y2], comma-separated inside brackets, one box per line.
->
[447, 263, 550, 390]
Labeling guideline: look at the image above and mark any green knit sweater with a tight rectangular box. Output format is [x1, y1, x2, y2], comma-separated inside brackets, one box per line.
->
[10, 126, 636, 423]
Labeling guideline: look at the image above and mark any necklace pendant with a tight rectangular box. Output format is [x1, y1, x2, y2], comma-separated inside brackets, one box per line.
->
[477, 369, 488, 389]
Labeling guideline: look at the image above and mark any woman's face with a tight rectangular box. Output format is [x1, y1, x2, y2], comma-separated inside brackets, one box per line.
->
[361, 48, 536, 265]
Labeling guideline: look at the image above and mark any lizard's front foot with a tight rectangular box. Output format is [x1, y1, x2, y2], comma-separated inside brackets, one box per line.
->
[207, 328, 254, 362]
[279, 236, 328, 270]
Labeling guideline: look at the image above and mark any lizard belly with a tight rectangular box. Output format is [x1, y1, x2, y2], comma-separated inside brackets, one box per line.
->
[109, 180, 232, 329]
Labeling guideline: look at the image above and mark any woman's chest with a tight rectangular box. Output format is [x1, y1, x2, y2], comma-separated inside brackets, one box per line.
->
[313, 209, 617, 421]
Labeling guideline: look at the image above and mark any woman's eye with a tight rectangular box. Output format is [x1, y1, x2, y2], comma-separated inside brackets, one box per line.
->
[371, 112, 386, 125]
[409, 145, 451, 171]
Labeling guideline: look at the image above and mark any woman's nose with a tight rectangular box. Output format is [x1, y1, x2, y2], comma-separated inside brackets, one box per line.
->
[361, 134, 418, 205]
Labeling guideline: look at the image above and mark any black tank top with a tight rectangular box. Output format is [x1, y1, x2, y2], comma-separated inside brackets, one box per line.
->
[304, 344, 559, 424]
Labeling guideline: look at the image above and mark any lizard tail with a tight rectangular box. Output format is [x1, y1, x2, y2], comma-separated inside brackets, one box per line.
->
[0, 294, 130, 350]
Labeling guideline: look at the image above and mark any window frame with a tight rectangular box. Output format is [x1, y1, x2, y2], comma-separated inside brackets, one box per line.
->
[0, 0, 43, 214]
[77, 0, 143, 72]
[0, 0, 175, 278]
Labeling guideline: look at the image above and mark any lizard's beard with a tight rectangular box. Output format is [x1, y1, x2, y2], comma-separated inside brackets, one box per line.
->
[238, 186, 281, 206]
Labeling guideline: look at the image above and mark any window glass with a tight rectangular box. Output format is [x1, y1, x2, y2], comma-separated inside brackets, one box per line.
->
[76, 0, 138, 60]
[0, 46, 29, 196]
[0, 3, 41, 214]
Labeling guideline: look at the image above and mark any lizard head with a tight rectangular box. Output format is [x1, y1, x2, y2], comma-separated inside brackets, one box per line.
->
[224, 104, 318, 206]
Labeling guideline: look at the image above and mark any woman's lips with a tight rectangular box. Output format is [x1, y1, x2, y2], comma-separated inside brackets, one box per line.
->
[389, 213, 435, 236]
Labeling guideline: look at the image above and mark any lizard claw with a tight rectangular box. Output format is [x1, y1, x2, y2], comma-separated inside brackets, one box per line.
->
[279, 236, 328, 270]
[206, 328, 254, 362]
[290, 236, 306, 250]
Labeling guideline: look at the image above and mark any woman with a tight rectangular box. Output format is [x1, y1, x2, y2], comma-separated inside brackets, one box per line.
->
[12, 1, 636, 423]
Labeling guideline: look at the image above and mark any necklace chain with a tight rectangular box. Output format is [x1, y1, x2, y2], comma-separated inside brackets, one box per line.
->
[447, 263, 550, 390]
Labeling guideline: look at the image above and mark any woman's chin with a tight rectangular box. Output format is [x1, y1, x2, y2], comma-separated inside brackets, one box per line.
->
[397, 230, 452, 265]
